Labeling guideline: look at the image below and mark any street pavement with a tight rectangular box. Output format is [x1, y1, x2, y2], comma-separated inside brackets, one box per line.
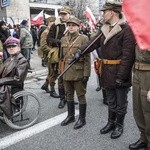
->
[0, 50, 141, 150]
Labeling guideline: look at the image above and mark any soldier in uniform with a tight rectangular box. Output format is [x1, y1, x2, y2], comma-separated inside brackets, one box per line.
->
[60, 17, 91, 129]
[129, 46, 150, 150]
[40, 16, 56, 93]
[72, 1, 135, 138]
[46, 6, 72, 108]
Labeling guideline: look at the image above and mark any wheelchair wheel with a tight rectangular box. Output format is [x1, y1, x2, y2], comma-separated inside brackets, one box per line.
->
[3, 91, 40, 130]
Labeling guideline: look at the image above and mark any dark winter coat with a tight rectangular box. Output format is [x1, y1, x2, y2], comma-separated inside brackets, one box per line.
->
[46, 17, 67, 48]
[0, 53, 28, 118]
[79, 19, 136, 89]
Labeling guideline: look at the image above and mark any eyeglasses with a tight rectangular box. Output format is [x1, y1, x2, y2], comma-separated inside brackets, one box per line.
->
[6, 45, 17, 48]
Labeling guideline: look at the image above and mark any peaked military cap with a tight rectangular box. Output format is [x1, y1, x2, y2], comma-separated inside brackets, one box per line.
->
[59, 6, 72, 14]
[67, 17, 80, 26]
[46, 16, 56, 24]
[5, 37, 20, 46]
[101, 0, 122, 12]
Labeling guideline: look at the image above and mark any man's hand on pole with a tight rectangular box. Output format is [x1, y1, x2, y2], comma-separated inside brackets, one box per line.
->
[69, 50, 81, 65]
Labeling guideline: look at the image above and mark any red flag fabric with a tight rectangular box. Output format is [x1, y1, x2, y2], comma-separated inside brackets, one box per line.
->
[31, 10, 44, 26]
[85, 6, 96, 30]
[123, 0, 150, 50]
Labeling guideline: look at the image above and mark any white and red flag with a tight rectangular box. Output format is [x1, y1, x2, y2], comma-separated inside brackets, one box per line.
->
[31, 10, 44, 26]
[85, 6, 96, 30]
[123, 0, 150, 50]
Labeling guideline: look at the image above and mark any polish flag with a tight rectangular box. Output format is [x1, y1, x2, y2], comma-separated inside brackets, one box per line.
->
[123, 0, 150, 50]
[31, 10, 44, 26]
[85, 6, 96, 30]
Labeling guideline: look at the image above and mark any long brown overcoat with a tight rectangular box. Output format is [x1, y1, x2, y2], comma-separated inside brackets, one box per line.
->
[0, 53, 28, 118]
[80, 19, 136, 89]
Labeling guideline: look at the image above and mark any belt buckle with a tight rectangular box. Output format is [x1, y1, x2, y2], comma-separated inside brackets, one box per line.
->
[104, 60, 108, 64]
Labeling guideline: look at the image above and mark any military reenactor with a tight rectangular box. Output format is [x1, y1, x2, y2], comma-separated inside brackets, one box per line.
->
[40, 16, 56, 93]
[46, 6, 72, 108]
[129, 46, 150, 150]
[69, 1, 135, 138]
[60, 17, 91, 129]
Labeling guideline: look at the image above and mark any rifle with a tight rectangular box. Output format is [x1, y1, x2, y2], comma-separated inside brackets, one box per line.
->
[57, 33, 102, 79]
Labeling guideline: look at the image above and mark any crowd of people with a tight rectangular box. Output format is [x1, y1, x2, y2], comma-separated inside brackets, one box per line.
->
[0, 1, 150, 150]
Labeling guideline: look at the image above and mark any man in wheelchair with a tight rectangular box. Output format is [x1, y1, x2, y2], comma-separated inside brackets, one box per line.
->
[0, 37, 28, 119]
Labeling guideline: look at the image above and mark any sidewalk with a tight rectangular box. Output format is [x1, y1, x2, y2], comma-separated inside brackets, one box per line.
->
[26, 50, 48, 79]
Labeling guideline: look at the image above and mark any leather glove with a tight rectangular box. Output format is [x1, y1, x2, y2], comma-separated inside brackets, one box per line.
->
[115, 79, 125, 88]
[69, 50, 81, 64]
[82, 76, 89, 84]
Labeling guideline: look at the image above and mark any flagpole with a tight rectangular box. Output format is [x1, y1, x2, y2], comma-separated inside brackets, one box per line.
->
[43, 10, 46, 25]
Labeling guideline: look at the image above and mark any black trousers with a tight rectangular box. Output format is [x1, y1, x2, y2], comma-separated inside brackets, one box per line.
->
[106, 87, 129, 115]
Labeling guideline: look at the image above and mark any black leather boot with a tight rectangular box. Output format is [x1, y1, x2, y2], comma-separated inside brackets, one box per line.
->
[61, 101, 75, 126]
[74, 104, 86, 130]
[41, 60, 46, 67]
[129, 140, 148, 150]
[100, 110, 116, 134]
[102, 89, 108, 105]
[58, 88, 66, 109]
[50, 87, 60, 98]
[41, 80, 50, 93]
[111, 114, 125, 139]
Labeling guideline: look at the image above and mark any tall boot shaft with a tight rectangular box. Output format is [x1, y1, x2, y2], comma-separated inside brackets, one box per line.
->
[108, 110, 116, 122]
[100, 110, 116, 134]
[58, 88, 66, 109]
[61, 101, 75, 126]
[111, 114, 126, 139]
[74, 104, 86, 130]
[50, 86, 60, 98]
[116, 114, 125, 126]
[58, 88, 66, 100]
[79, 103, 86, 118]
[41, 80, 50, 93]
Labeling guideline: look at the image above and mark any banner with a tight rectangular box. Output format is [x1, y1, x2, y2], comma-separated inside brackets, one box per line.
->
[31, 10, 44, 26]
[85, 6, 96, 30]
[123, 0, 150, 50]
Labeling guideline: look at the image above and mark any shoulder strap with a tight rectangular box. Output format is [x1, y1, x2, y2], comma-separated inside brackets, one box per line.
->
[63, 35, 80, 60]
[55, 26, 59, 39]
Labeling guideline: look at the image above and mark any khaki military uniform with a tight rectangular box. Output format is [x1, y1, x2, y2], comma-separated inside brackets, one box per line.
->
[40, 27, 52, 86]
[60, 32, 91, 104]
[132, 45, 150, 147]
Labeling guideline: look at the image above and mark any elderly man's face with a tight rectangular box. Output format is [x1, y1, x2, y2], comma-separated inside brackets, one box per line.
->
[6, 45, 20, 55]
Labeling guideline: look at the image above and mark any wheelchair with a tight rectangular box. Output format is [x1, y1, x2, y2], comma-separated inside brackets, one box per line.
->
[0, 91, 40, 130]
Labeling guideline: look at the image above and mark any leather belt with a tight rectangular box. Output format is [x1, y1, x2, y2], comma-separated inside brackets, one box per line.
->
[98, 59, 121, 65]
[135, 62, 150, 70]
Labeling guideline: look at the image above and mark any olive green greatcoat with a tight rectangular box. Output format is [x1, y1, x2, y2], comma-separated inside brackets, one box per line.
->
[132, 45, 150, 147]
[60, 32, 91, 81]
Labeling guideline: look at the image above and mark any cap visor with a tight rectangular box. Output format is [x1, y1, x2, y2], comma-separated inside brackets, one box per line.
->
[6, 43, 18, 46]
[59, 11, 68, 14]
